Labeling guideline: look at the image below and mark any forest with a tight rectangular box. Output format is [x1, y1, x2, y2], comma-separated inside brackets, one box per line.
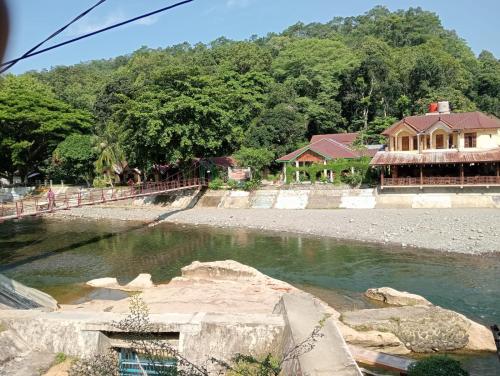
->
[0, 6, 499, 184]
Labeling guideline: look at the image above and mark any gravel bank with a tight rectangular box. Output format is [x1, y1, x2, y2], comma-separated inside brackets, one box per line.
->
[164, 208, 500, 254]
[51, 206, 174, 222]
[52, 206, 500, 254]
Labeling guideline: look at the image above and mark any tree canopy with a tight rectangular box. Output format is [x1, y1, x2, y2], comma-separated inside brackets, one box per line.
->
[1, 6, 498, 182]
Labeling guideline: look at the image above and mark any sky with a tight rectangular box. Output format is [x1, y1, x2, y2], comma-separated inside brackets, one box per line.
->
[3, 0, 500, 74]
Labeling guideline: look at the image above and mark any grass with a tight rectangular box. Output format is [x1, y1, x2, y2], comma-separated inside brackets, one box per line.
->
[54, 352, 68, 365]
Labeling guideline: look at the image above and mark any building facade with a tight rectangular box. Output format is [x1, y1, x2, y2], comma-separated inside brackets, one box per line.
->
[370, 102, 500, 188]
[277, 133, 379, 182]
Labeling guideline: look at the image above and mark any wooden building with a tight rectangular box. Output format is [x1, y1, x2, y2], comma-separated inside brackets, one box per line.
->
[277, 133, 380, 182]
[370, 102, 500, 188]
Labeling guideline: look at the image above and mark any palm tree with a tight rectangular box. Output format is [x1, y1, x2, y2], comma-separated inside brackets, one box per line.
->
[93, 129, 127, 186]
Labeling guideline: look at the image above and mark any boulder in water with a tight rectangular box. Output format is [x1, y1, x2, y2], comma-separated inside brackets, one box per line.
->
[365, 287, 431, 306]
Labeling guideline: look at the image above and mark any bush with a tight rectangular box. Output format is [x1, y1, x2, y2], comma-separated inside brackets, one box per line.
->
[92, 176, 109, 188]
[341, 171, 363, 187]
[208, 178, 224, 190]
[243, 179, 261, 191]
[407, 356, 469, 376]
[227, 179, 241, 190]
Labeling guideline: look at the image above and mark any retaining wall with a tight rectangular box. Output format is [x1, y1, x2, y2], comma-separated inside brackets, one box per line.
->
[194, 187, 500, 209]
[0, 187, 35, 202]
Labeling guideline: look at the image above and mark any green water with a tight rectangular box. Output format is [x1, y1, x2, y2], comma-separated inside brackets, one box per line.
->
[0, 218, 499, 374]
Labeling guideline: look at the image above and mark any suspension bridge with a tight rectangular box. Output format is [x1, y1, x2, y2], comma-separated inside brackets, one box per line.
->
[0, 163, 210, 222]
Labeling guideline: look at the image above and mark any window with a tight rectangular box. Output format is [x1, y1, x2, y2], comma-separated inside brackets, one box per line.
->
[464, 133, 477, 148]
[449, 134, 454, 148]
[435, 134, 444, 149]
[401, 136, 410, 151]
[412, 136, 418, 150]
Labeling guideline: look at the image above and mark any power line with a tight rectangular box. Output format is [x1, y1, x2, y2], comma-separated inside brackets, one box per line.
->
[1, 0, 108, 73]
[0, 0, 195, 71]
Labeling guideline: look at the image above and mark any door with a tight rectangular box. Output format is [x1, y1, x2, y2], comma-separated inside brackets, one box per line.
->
[435, 134, 444, 149]
[401, 136, 410, 151]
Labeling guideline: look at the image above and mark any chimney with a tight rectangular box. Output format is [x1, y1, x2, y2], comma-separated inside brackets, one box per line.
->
[438, 101, 450, 114]
[426, 102, 439, 116]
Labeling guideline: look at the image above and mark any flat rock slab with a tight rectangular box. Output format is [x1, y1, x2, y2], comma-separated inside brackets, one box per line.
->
[341, 305, 495, 353]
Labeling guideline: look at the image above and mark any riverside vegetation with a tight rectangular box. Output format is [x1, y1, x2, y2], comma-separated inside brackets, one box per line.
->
[0, 6, 499, 184]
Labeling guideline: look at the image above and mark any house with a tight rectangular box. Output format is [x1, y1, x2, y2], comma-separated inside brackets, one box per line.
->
[370, 101, 500, 188]
[277, 133, 381, 183]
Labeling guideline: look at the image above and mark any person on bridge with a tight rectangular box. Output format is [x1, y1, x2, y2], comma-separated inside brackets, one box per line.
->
[47, 188, 56, 210]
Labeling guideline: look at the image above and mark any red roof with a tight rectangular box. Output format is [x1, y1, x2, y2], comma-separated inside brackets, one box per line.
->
[383, 112, 500, 136]
[310, 132, 359, 144]
[370, 148, 500, 166]
[277, 138, 367, 162]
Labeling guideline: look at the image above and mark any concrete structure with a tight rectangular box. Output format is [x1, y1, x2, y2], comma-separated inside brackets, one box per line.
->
[0, 261, 364, 375]
[192, 187, 500, 210]
[0, 186, 35, 202]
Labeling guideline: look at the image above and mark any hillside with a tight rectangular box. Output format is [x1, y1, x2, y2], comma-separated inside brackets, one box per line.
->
[1, 6, 499, 182]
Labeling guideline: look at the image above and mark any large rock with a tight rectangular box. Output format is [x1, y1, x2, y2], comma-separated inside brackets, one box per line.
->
[336, 321, 410, 355]
[0, 274, 58, 311]
[86, 274, 154, 291]
[180, 260, 266, 281]
[125, 274, 154, 289]
[365, 287, 431, 306]
[86, 277, 119, 288]
[340, 305, 495, 353]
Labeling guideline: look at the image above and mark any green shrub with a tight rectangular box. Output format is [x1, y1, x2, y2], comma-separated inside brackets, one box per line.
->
[92, 176, 109, 188]
[341, 171, 363, 187]
[54, 352, 68, 364]
[227, 179, 241, 190]
[208, 178, 224, 190]
[407, 356, 469, 376]
[243, 179, 261, 191]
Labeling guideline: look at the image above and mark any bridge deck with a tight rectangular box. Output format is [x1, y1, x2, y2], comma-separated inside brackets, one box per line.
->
[0, 178, 205, 222]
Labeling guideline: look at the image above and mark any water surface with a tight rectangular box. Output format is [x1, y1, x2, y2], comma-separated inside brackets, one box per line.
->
[0, 218, 499, 374]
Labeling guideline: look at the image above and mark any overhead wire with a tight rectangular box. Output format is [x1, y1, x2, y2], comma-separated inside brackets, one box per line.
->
[0, 0, 195, 72]
[0, 0, 108, 73]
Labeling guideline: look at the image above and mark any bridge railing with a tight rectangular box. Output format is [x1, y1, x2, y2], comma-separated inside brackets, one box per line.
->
[0, 176, 206, 220]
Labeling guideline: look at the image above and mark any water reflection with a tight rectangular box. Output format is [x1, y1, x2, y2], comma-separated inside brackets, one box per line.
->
[1, 217, 499, 325]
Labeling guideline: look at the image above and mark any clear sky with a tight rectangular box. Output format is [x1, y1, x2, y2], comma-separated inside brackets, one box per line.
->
[3, 0, 500, 74]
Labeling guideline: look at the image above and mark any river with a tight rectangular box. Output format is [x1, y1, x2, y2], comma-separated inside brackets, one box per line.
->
[0, 217, 499, 374]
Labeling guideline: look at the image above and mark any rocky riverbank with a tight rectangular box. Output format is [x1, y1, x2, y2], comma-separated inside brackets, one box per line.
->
[53, 207, 500, 254]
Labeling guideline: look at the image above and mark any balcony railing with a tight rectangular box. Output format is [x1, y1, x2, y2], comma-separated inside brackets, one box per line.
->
[383, 176, 500, 187]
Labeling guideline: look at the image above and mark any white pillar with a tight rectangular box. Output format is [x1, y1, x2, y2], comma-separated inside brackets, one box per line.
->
[295, 161, 300, 182]
[323, 160, 327, 177]
[283, 164, 287, 183]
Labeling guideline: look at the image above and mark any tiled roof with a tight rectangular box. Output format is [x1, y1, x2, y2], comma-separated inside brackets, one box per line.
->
[382, 112, 500, 136]
[277, 138, 365, 162]
[310, 132, 359, 144]
[370, 148, 500, 166]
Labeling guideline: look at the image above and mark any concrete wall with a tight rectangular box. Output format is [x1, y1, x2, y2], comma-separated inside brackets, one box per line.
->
[0, 187, 35, 202]
[276, 294, 362, 376]
[0, 310, 285, 374]
[194, 187, 500, 209]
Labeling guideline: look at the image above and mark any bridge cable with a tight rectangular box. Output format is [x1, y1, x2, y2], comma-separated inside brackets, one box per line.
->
[0, 0, 109, 73]
[0, 0, 195, 71]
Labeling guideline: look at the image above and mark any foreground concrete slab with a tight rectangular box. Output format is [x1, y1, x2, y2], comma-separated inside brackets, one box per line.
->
[278, 294, 362, 376]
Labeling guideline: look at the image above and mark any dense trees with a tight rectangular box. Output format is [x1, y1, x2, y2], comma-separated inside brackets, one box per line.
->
[0, 6, 498, 183]
[0, 75, 92, 182]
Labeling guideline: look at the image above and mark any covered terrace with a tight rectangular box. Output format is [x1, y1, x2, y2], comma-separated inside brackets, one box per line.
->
[370, 149, 500, 188]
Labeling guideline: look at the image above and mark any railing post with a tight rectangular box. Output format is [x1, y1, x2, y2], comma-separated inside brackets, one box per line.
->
[101, 189, 105, 202]
[77, 191, 82, 206]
